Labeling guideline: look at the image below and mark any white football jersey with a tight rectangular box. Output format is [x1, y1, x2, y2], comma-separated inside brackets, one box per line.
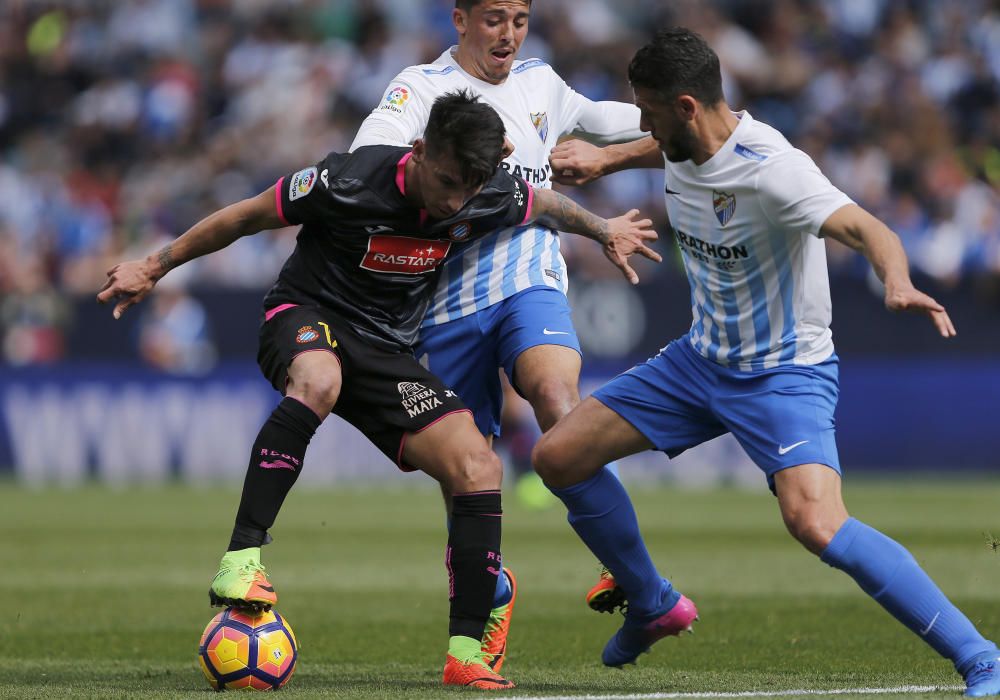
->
[665, 111, 853, 370]
[351, 47, 643, 326]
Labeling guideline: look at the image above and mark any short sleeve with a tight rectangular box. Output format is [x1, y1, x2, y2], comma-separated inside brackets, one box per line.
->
[349, 75, 430, 150]
[757, 150, 853, 237]
[276, 154, 339, 226]
[463, 170, 531, 230]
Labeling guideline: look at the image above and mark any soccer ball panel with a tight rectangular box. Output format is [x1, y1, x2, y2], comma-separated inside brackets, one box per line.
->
[207, 627, 250, 676]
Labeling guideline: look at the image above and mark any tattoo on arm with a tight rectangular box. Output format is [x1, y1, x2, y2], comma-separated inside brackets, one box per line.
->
[156, 245, 175, 275]
[533, 188, 609, 244]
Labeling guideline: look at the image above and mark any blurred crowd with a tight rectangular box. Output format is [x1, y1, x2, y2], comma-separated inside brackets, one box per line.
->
[1, 0, 998, 369]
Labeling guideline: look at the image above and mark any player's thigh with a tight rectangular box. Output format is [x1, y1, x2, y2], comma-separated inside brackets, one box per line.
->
[533, 396, 652, 482]
[414, 312, 502, 438]
[717, 358, 841, 493]
[589, 340, 724, 459]
[257, 305, 343, 414]
[403, 411, 501, 492]
[329, 331, 473, 475]
[498, 286, 582, 398]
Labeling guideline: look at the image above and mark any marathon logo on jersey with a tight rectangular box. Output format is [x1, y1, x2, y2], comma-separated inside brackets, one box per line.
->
[361, 235, 452, 275]
[448, 220, 472, 241]
[713, 190, 736, 227]
[296, 325, 319, 343]
[675, 228, 749, 270]
[289, 167, 317, 201]
[397, 381, 443, 418]
[500, 160, 551, 185]
[378, 85, 410, 115]
[530, 111, 549, 142]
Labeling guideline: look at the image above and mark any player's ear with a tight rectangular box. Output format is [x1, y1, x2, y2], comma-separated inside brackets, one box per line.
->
[411, 139, 426, 163]
[677, 95, 698, 121]
[452, 8, 467, 36]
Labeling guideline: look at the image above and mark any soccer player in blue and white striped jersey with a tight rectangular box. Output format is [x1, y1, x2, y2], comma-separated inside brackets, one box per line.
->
[350, 0, 652, 669]
[537, 28, 1000, 697]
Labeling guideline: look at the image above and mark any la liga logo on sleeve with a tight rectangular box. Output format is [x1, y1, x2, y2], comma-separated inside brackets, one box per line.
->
[378, 86, 410, 114]
[289, 167, 317, 201]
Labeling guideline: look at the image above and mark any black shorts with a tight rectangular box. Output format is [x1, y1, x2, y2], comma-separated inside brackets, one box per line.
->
[257, 304, 470, 471]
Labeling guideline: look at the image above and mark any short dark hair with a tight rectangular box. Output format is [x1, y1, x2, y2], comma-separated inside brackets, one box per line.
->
[423, 89, 506, 188]
[455, 0, 531, 11]
[628, 27, 724, 106]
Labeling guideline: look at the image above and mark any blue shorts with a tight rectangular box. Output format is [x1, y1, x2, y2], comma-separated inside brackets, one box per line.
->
[593, 338, 841, 490]
[414, 286, 581, 437]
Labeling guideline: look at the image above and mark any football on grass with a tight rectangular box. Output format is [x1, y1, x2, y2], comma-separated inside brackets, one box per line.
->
[198, 607, 298, 690]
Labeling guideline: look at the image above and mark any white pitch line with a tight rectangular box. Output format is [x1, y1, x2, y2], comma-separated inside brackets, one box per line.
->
[506, 685, 964, 700]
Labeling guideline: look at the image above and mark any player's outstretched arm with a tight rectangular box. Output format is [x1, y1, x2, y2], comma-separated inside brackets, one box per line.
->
[97, 186, 285, 319]
[821, 203, 957, 338]
[530, 187, 662, 285]
[550, 136, 662, 186]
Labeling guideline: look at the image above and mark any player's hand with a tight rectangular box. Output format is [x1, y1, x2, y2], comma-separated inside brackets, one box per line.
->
[550, 140, 606, 186]
[603, 209, 661, 284]
[96, 259, 159, 319]
[885, 285, 957, 338]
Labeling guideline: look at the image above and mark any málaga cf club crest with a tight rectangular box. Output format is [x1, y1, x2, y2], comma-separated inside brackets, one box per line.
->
[713, 190, 736, 227]
[530, 112, 549, 142]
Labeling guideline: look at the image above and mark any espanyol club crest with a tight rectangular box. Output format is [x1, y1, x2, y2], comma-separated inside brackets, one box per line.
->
[448, 220, 472, 241]
[530, 111, 548, 142]
[713, 190, 736, 227]
[296, 326, 319, 343]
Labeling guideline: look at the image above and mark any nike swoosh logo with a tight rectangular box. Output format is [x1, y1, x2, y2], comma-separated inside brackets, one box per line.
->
[919, 611, 940, 636]
[257, 585, 275, 593]
[542, 328, 570, 336]
[665, 188, 680, 195]
[777, 440, 810, 455]
[365, 225, 395, 234]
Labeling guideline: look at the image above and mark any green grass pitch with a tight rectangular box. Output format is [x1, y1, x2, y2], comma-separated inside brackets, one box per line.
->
[3, 478, 999, 699]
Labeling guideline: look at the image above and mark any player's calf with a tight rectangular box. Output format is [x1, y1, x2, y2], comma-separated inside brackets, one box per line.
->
[209, 547, 277, 613]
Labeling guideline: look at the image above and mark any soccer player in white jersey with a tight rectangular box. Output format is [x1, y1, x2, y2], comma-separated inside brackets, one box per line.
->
[535, 28, 1000, 696]
[350, 0, 656, 669]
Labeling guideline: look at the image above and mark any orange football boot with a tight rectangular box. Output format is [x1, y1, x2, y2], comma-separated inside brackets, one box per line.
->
[482, 568, 517, 672]
[443, 654, 514, 690]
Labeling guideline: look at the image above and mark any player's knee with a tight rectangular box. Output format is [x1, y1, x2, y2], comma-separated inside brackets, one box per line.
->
[445, 444, 502, 493]
[782, 510, 838, 554]
[287, 368, 341, 415]
[523, 376, 578, 422]
[531, 431, 571, 485]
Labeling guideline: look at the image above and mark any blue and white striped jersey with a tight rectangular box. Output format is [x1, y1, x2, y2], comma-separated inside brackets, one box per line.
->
[350, 47, 644, 326]
[665, 112, 853, 370]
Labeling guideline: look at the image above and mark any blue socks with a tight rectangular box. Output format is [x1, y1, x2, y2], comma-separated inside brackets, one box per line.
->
[822, 517, 997, 674]
[549, 466, 677, 617]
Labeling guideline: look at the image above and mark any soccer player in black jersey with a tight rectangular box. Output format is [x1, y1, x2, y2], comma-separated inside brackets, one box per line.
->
[98, 90, 659, 690]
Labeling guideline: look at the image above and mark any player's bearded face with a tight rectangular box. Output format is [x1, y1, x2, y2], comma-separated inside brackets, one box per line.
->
[635, 88, 698, 163]
[455, 0, 530, 84]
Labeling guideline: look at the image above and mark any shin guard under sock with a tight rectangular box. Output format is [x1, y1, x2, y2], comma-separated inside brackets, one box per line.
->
[822, 517, 997, 673]
[447, 490, 502, 640]
[228, 397, 321, 551]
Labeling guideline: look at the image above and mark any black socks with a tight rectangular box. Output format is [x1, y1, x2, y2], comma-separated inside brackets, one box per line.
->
[228, 397, 322, 551]
[446, 490, 503, 639]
